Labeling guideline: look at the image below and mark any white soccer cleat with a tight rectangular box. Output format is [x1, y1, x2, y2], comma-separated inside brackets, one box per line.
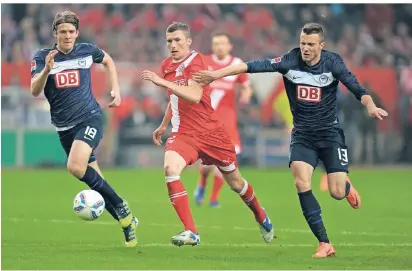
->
[258, 207, 275, 243]
[171, 230, 200, 246]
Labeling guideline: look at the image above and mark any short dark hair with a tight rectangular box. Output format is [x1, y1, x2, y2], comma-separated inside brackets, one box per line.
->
[302, 23, 324, 41]
[211, 32, 232, 43]
[166, 22, 191, 38]
[52, 11, 79, 32]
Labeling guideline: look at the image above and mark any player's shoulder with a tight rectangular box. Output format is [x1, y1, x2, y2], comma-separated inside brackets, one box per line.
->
[161, 57, 172, 69]
[231, 56, 244, 65]
[33, 48, 53, 59]
[283, 48, 301, 60]
[74, 42, 100, 53]
[321, 49, 343, 63]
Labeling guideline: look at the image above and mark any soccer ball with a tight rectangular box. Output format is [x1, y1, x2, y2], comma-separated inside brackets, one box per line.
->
[73, 190, 105, 221]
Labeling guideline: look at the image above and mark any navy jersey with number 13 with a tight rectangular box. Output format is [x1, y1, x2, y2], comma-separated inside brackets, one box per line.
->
[246, 48, 368, 131]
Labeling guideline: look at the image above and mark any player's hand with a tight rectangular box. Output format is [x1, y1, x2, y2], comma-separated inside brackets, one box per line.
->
[239, 91, 251, 105]
[153, 126, 166, 146]
[44, 50, 58, 73]
[367, 106, 388, 120]
[141, 70, 163, 87]
[193, 70, 218, 85]
[108, 90, 121, 107]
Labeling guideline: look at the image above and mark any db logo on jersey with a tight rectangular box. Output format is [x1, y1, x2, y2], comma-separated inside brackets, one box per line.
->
[297, 86, 322, 102]
[54, 70, 80, 88]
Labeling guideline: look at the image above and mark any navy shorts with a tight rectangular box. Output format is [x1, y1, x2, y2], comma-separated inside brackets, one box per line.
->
[57, 114, 103, 164]
[289, 127, 349, 173]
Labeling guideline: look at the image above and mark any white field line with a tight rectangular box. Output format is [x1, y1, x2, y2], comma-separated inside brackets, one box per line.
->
[4, 217, 410, 237]
[3, 242, 412, 248]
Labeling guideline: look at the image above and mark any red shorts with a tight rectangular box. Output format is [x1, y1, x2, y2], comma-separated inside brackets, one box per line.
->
[165, 127, 237, 173]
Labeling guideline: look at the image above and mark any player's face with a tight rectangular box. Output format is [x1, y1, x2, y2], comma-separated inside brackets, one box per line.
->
[211, 35, 232, 59]
[166, 30, 192, 61]
[54, 23, 79, 53]
[299, 32, 324, 65]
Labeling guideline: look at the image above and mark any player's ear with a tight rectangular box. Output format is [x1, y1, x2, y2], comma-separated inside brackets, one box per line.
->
[320, 41, 325, 50]
[75, 29, 80, 38]
[187, 38, 192, 47]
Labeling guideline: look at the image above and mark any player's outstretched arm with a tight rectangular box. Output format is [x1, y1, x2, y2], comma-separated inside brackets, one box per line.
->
[101, 51, 121, 107]
[332, 56, 388, 120]
[193, 58, 284, 85]
[30, 50, 58, 97]
[141, 70, 203, 103]
[192, 63, 248, 85]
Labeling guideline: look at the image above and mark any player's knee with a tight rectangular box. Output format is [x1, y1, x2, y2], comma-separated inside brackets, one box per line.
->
[223, 171, 244, 193]
[164, 164, 181, 177]
[67, 160, 87, 179]
[329, 186, 346, 200]
[294, 177, 311, 192]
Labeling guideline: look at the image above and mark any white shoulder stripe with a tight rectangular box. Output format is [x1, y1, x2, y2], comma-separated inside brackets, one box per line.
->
[49, 55, 93, 75]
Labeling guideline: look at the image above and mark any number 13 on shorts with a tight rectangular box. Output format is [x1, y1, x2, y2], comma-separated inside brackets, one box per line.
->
[337, 147, 348, 164]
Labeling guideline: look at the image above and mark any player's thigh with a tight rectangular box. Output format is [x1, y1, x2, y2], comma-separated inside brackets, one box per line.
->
[164, 134, 199, 177]
[68, 116, 103, 174]
[317, 129, 349, 175]
[199, 129, 238, 175]
[289, 143, 317, 192]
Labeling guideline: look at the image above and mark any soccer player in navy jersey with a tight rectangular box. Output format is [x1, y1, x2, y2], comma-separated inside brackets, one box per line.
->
[194, 23, 388, 257]
[30, 11, 138, 247]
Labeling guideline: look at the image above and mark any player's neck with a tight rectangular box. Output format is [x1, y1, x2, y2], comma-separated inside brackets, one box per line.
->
[304, 54, 321, 67]
[172, 50, 192, 63]
[213, 54, 231, 64]
[56, 44, 74, 55]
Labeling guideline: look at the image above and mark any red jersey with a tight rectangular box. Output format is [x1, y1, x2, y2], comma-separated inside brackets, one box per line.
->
[162, 51, 222, 136]
[204, 54, 250, 151]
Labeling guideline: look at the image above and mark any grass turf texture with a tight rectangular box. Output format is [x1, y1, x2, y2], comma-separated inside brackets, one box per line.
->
[2, 168, 412, 270]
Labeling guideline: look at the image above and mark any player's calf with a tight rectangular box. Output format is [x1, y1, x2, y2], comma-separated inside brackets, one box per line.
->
[221, 168, 274, 242]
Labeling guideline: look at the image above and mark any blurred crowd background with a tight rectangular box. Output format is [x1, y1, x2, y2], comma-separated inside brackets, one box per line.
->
[2, 3, 412, 168]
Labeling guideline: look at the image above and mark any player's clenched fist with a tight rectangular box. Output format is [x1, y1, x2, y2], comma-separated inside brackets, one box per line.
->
[152, 126, 166, 146]
[193, 70, 217, 85]
[44, 50, 58, 73]
[141, 70, 163, 86]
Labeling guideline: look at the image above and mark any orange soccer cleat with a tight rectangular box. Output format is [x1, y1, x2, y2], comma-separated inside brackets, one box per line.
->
[345, 177, 361, 209]
[312, 242, 336, 258]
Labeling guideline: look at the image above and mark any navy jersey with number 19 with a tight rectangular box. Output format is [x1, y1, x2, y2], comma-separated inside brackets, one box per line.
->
[31, 43, 105, 128]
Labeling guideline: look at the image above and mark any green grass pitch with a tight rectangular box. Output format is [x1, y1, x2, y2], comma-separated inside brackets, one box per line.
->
[2, 167, 412, 269]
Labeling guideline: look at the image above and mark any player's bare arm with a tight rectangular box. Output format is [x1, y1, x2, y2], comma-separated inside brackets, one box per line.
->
[101, 51, 121, 107]
[193, 63, 248, 85]
[153, 102, 172, 146]
[30, 50, 58, 97]
[239, 84, 252, 105]
[141, 70, 203, 103]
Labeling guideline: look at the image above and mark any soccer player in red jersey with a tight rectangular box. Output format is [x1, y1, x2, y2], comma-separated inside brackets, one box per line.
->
[194, 32, 252, 207]
[141, 22, 274, 246]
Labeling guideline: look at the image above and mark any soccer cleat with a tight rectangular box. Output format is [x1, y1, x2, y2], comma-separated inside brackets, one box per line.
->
[312, 242, 336, 258]
[320, 173, 328, 192]
[209, 200, 220, 208]
[123, 216, 139, 248]
[194, 185, 205, 205]
[171, 230, 200, 246]
[114, 200, 133, 228]
[258, 207, 275, 243]
[345, 179, 361, 209]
